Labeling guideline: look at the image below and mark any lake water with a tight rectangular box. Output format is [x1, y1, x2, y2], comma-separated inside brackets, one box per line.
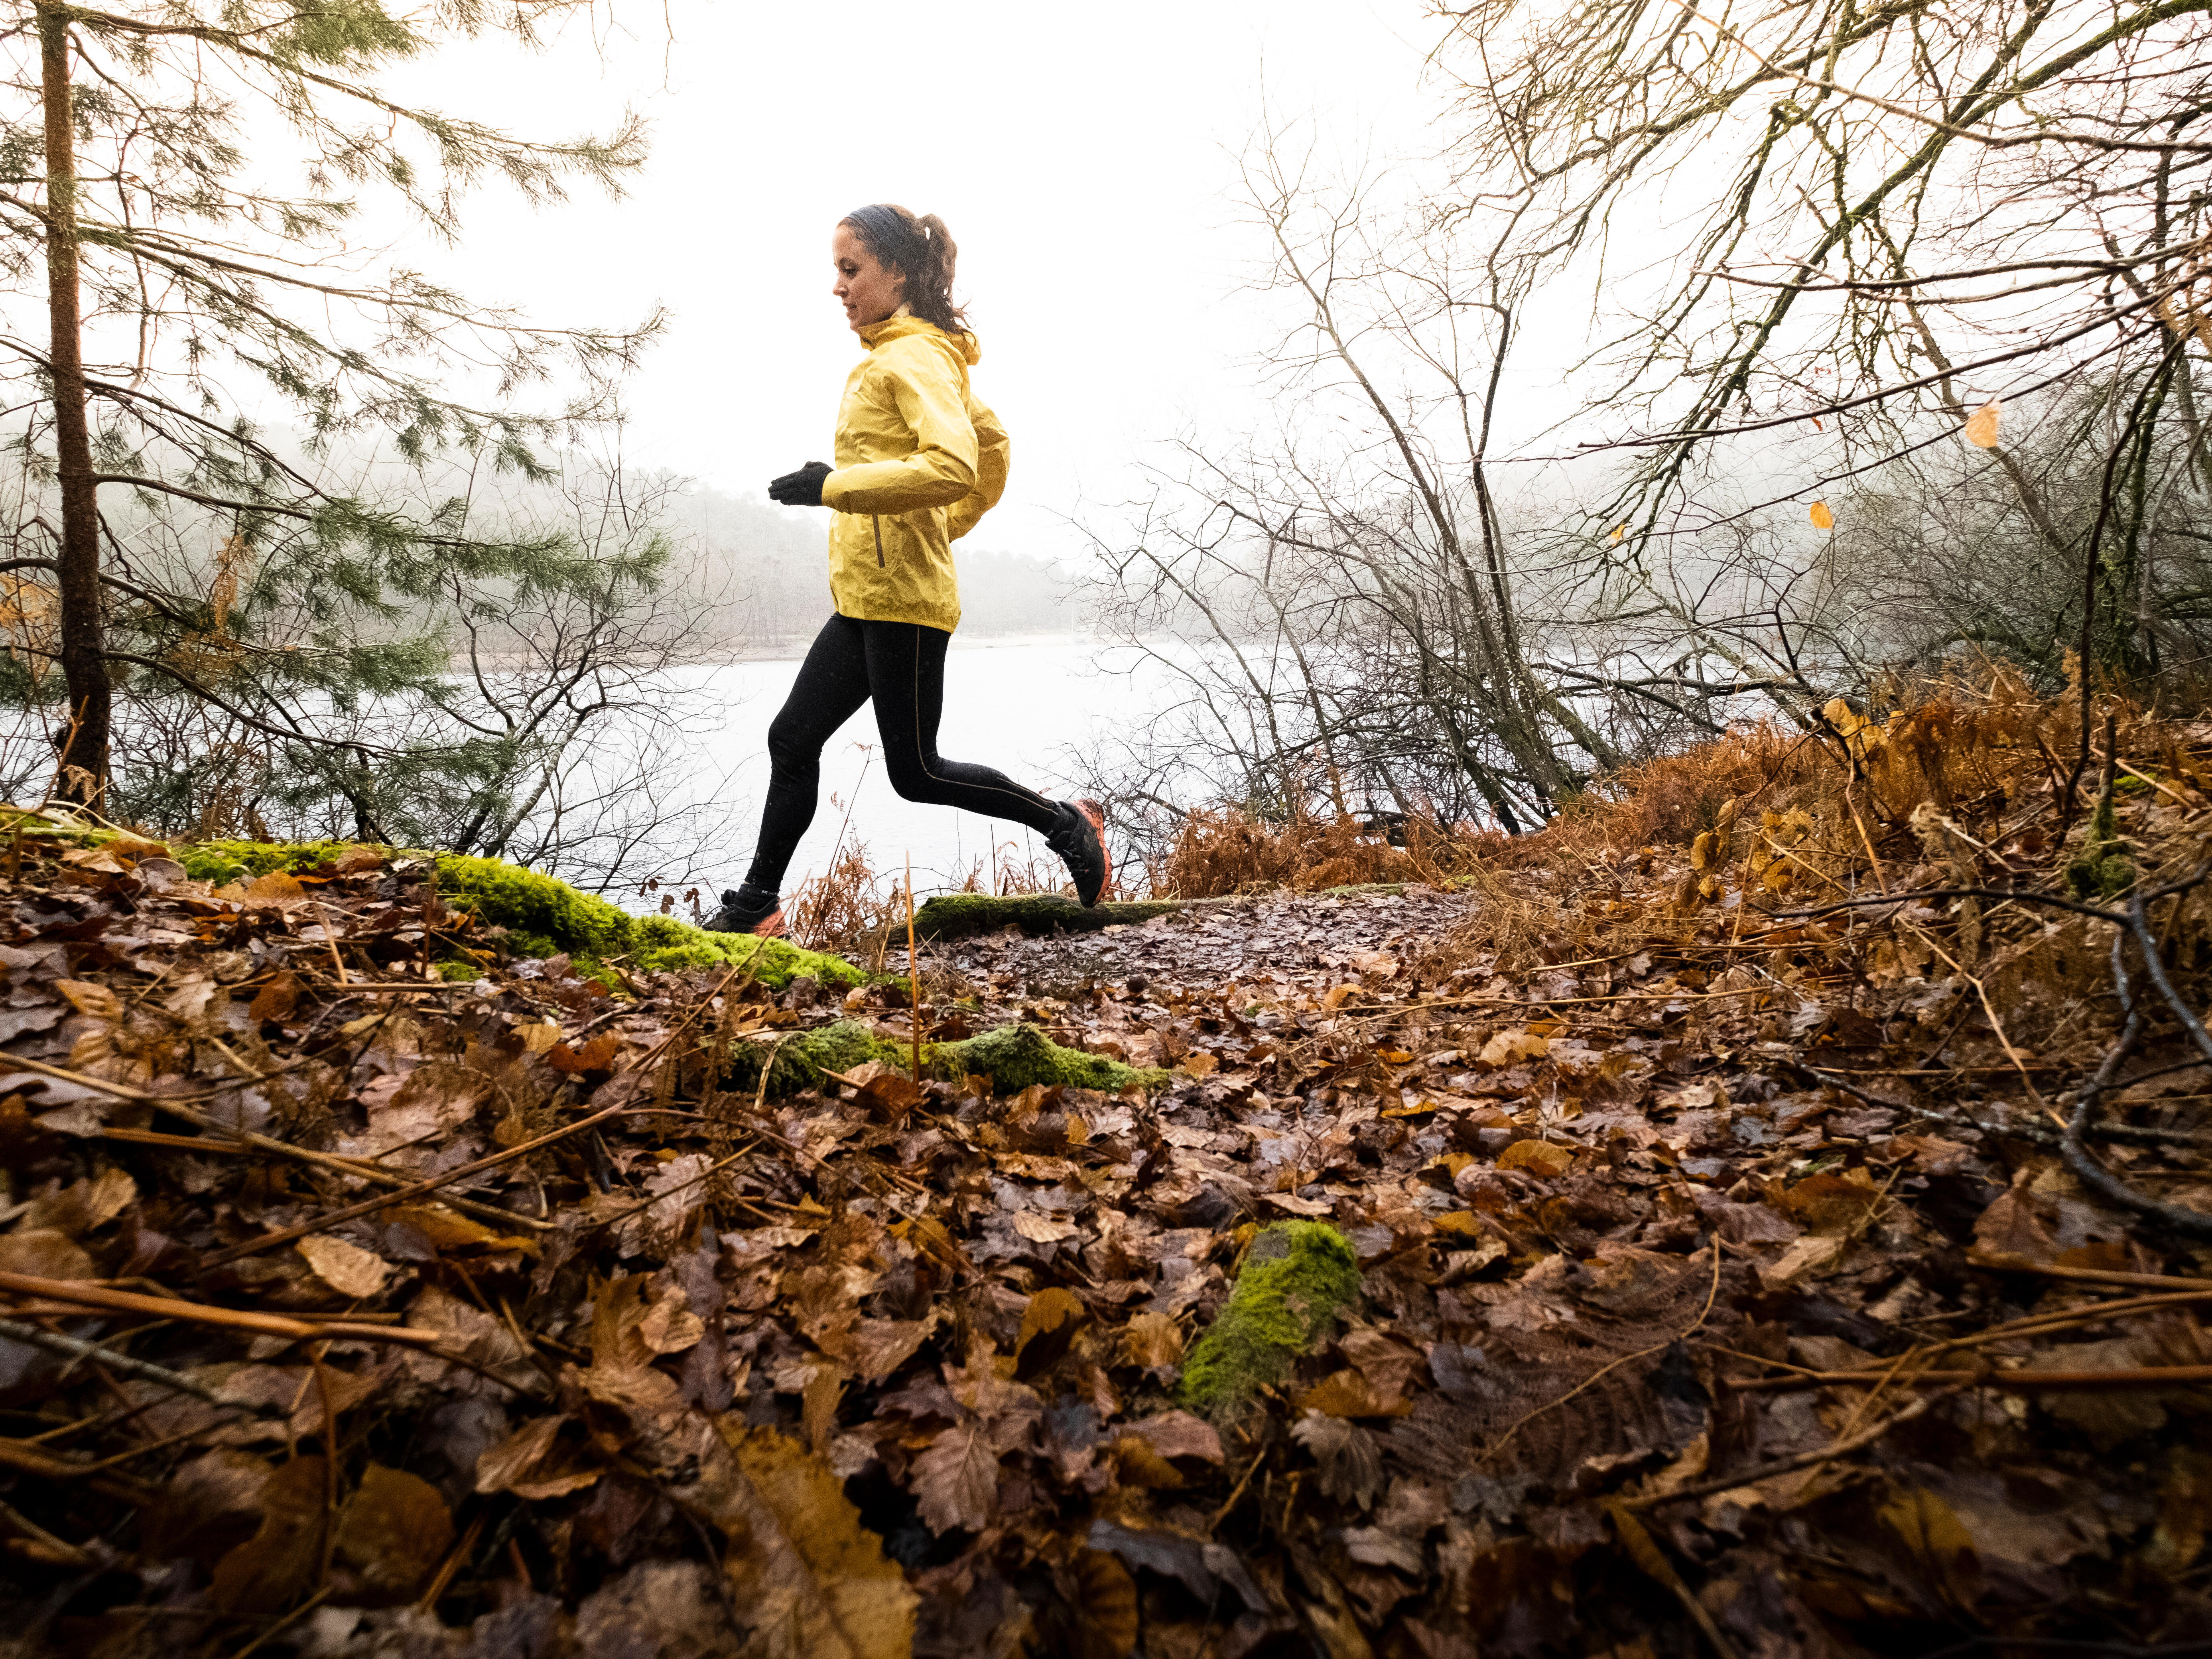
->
[649, 636, 1184, 904]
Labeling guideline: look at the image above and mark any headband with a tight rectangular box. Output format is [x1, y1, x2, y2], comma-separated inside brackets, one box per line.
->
[843, 204, 928, 276]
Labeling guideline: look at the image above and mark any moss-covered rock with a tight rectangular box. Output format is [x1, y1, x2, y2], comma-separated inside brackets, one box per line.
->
[934, 1021, 1166, 1093]
[1180, 1222, 1361, 1414]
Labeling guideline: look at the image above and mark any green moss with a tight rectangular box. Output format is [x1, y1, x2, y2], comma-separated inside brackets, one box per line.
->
[422, 856, 858, 991]
[155, 837, 864, 992]
[178, 839, 361, 885]
[913, 893, 1186, 941]
[720, 1018, 1169, 1099]
[2066, 782, 2136, 900]
[724, 1020, 907, 1096]
[934, 1021, 1166, 1093]
[1180, 1222, 1361, 1414]
[434, 960, 484, 983]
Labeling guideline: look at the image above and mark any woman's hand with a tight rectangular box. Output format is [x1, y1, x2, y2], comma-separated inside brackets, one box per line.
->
[768, 461, 832, 507]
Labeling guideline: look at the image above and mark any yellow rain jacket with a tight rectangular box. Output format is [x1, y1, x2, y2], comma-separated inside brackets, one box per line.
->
[819, 315, 1008, 634]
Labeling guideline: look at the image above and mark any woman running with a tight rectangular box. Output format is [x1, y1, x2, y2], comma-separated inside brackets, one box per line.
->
[703, 203, 1111, 938]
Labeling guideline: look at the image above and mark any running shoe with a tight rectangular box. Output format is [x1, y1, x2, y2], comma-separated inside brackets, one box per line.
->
[702, 887, 786, 938]
[1048, 798, 1112, 906]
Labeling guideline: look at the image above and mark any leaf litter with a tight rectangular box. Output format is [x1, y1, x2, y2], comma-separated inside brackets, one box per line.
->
[4, 680, 2212, 1655]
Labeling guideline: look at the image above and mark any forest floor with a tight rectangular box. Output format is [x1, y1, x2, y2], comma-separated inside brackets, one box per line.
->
[5, 689, 2212, 1659]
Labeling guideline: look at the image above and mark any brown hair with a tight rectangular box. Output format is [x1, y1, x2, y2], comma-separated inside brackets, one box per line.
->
[840, 203, 967, 335]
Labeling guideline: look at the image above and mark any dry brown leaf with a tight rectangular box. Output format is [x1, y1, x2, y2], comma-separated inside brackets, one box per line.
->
[1963, 399, 2002, 447]
[712, 1424, 916, 1659]
[1013, 1211, 1080, 1244]
[912, 1419, 998, 1533]
[853, 1317, 935, 1384]
[1015, 1286, 1090, 1381]
[1810, 500, 1834, 529]
[297, 1234, 390, 1300]
[805, 1364, 845, 1457]
[1119, 1311, 1184, 1373]
[53, 978, 120, 1019]
[243, 870, 307, 908]
[386, 1203, 538, 1257]
[1066, 1549, 1139, 1658]
[1182, 1052, 1219, 1078]
[335, 1463, 453, 1602]
[1478, 1030, 1549, 1068]
[0, 1229, 95, 1280]
[1292, 1410, 1383, 1509]
[1496, 1139, 1574, 1178]
[1784, 1172, 1882, 1235]
[475, 1416, 603, 1500]
[211, 1455, 327, 1614]
[1118, 1411, 1223, 1464]
[1294, 1367, 1414, 1419]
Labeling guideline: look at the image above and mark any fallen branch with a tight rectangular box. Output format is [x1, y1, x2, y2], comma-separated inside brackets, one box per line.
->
[1733, 1363, 2212, 1391]
[0, 1271, 441, 1347]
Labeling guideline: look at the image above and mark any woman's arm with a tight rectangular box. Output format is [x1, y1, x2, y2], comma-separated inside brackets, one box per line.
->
[946, 396, 1008, 542]
[820, 341, 978, 515]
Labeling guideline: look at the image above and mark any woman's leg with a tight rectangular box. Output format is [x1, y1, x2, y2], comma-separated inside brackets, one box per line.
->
[861, 621, 1060, 831]
[740, 614, 874, 893]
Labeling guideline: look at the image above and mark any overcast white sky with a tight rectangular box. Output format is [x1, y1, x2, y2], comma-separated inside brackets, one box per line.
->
[372, 0, 1444, 561]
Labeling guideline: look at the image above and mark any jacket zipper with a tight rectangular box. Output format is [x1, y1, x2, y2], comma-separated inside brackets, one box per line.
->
[873, 516, 885, 569]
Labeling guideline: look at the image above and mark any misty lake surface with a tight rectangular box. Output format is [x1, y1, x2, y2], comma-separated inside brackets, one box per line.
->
[653, 636, 1188, 903]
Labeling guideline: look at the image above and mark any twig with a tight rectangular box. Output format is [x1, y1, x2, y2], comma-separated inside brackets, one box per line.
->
[200, 1102, 637, 1265]
[1964, 1251, 2212, 1291]
[1631, 1389, 1952, 1508]
[1734, 1363, 2212, 1391]
[0, 1494, 91, 1564]
[0, 1271, 439, 1347]
[98, 1104, 552, 1232]
[0, 1316, 225, 1401]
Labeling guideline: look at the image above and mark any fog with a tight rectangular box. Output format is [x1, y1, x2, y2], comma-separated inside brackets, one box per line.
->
[363, 0, 1442, 565]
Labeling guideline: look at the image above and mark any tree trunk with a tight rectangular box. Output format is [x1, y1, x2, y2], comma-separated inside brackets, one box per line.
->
[38, 3, 108, 806]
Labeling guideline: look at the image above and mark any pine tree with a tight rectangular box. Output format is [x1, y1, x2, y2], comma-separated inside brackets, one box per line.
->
[1, 0, 664, 822]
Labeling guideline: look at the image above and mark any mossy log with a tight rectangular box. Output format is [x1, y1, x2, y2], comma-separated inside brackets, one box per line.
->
[154, 836, 864, 991]
[1180, 1222, 1361, 1414]
[722, 1018, 1170, 1098]
[913, 893, 1198, 941]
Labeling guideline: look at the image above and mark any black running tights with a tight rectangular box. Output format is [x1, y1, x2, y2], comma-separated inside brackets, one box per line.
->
[743, 613, 1060, 894]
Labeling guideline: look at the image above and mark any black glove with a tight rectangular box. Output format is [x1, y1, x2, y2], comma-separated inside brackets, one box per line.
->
[768, 461, 831, 507]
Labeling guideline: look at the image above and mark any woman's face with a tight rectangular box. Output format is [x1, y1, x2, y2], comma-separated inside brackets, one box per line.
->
[832, 225, 905, 332]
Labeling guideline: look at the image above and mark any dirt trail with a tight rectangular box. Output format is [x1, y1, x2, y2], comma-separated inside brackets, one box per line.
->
[908, 885, 1479, 1006]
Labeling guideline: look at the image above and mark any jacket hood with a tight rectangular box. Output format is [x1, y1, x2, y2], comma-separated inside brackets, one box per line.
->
[857, 313, 981, 366]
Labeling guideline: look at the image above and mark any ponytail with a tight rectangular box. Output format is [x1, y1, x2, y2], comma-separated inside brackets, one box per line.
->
[840, 203, 967, 335]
